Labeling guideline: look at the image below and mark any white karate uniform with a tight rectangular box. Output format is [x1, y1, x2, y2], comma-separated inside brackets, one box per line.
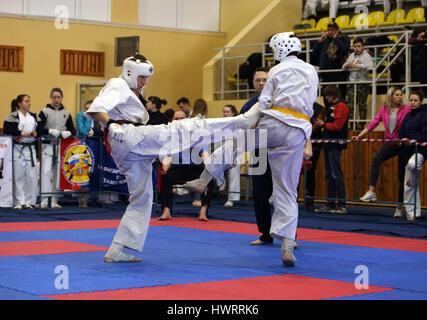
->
[13, 111, 38, 206]
[88, 77, 254, 252]
[404, 153, 425, 218]
[205, 56, 318, 241]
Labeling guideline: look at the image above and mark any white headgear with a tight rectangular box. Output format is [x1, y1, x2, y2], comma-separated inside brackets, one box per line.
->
[269, 32, 301, 62]
[121, 56, 154, 89]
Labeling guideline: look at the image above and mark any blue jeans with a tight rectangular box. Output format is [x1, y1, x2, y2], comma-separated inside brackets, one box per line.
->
[324, 149, 346, 208]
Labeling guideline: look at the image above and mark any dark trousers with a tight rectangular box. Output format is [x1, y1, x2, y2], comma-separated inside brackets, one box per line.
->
[251, 161, 273, 243]
[324, 148, 346, 208]
[305, 147, 322, 208]
[369, 144, 405, 203]
[159, 165, 217, 210]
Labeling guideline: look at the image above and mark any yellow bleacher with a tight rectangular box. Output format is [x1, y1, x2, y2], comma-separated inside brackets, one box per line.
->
[397, 7, 426, 24]
[341, 13, 369, 30]
[335, 15, 350, 29]
[293, 18, 316, 34]
[305, 17, 332, 33]
[368, 11, 385, 27]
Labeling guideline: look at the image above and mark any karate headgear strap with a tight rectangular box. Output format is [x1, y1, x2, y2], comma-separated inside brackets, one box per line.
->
[269, 32, 301, 62]
[121, 56, 154, 89]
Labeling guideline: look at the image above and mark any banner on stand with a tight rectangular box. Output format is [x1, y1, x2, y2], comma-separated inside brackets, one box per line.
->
[0, 136, 13, 207]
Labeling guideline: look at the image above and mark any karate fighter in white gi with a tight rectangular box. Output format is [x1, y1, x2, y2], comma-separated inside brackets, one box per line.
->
[86, 54, 260, 263]
[186, 32, 318, 266]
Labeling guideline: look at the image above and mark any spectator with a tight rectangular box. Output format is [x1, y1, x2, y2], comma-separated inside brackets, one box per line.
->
[304, 102, 325, 211]
[313, 21, 350, 99]
[220, 105, 241, 207]
[163, 108, 176, 123]
[75, 100, 102, 208]
[343, 37, 374, 130]
[158, 108, 217, 221]
[353, 86, 411, 218]
[399, 90, 427, 220]
[76, 100, 102, 139]
[189, 99, 209, 207]
[303, 0, 340, 20]
[314, 85, 349, 214]
[239, 67, 275, 246]
[146, 96, 169, 125]
[38, 88, 76, 209]
[176, 97, 193, 117]
[412, 31, 427, 96]
[3, 95, 39, 210]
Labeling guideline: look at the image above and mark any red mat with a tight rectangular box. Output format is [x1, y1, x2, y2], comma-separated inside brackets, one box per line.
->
[0, 220, 120, 232]
[43, 274, 394, 300]
[1, 218, 426, 253]
[0, 240, 108, 256]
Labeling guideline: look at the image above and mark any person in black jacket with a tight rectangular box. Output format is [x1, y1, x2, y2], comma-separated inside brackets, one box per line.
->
[37, 88, 76, 209]
[3, 95, 39, 209]
[313, 22, 350, 99]
[146, 96, 169, 125]
[399, 90, 427, 220]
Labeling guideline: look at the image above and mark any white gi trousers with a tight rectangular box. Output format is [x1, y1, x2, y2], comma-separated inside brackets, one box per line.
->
[13, 144, 38, 206]
[108, 115, 252, 252]
[40, 144, 59, 205]
[404, 153, 424, 218]
[204, 115, 307, 241]
[226, 164, 241, 202]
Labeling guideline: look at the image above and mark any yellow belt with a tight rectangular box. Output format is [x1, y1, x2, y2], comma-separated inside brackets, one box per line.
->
[270, 106, 310, 122]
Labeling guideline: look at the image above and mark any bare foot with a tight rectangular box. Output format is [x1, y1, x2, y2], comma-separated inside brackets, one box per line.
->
[198, 206, 209, 221]
[158, 208, 172, 220]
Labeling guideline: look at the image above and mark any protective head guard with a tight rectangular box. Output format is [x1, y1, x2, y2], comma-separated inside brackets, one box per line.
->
[269, 32, 301, 62]
[121, 55, 154, 89]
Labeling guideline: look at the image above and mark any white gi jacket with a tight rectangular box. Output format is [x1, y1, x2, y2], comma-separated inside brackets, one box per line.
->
[87, 77, 150, 165]
[258, 55, 319, 139]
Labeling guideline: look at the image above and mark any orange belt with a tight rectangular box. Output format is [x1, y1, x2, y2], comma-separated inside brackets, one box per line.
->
[270, 106, 310, 122]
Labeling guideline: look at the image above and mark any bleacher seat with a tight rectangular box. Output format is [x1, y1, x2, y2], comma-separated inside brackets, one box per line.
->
[369, 11, 385, 27]
[397, 7, 426, 24]
[378, 9, 405, 26]
[342, 13, 369, 30]
[335, 15, 350, 29]
[305, 17, 332, 33]
[293, 18, 316, 34]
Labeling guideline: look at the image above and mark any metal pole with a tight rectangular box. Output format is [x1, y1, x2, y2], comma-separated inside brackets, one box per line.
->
[221, 48, 225, 100]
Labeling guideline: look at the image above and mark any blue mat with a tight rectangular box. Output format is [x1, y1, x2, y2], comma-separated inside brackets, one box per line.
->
[0, 226, 426, 299]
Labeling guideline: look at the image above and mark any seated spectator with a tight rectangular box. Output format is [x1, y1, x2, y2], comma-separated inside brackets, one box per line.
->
[302, 0, 340, 21]
[314, 85, 349, 214]
[157, 110, 217, 221]
[352, 86, 411, 218]
[3, 94, 39, 210]
[313, 21, 350, 99]
[399, 90, 427, 220]
[343, 37, 374, 130]
[146, 96, 169, 125]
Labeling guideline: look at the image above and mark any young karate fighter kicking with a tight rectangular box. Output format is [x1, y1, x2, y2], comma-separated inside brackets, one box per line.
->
[186, 32, 318, 266]
[86, 54, 260, 262]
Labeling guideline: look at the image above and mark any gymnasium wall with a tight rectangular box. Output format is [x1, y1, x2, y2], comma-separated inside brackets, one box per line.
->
[0, 0, 287, 123]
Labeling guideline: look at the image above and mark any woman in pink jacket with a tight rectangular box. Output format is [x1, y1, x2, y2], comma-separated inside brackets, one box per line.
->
[351, 86, 411, 218]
